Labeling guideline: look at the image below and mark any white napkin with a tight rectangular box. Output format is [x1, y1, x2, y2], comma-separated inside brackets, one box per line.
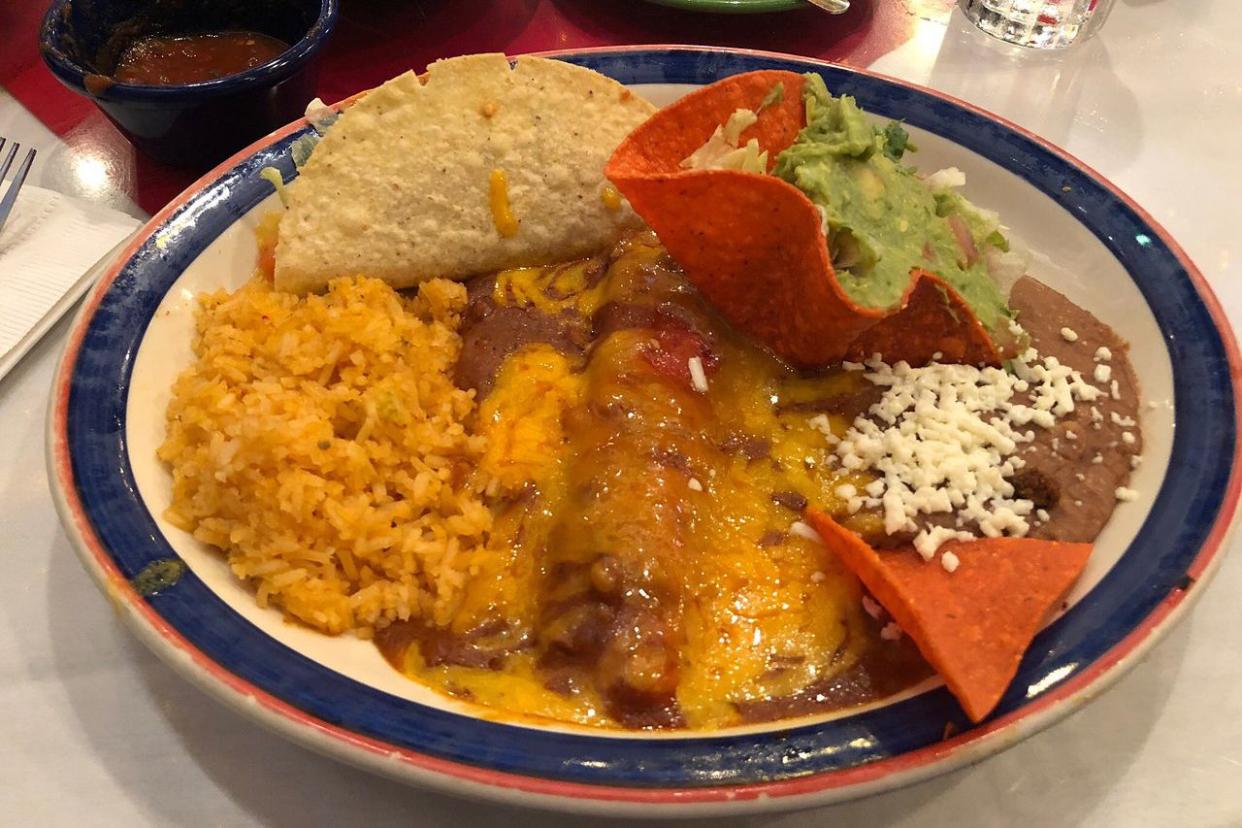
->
[0, 185, 142, 382]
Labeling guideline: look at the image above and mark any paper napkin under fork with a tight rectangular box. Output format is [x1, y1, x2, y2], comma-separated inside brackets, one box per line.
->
[0, 184, 142, 383]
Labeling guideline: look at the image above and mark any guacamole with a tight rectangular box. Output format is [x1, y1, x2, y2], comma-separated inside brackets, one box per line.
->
[773, 74, 1012, 333]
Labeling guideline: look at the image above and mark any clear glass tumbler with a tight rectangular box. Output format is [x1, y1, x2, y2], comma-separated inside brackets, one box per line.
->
[958, 0, 1117, 49]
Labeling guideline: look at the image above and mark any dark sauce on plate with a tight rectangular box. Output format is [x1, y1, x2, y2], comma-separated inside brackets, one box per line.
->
[114, 31, 290, 85]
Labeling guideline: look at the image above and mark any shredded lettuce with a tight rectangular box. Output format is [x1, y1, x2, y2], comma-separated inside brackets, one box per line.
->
[287, 97, 339, 169]
[758, 82, 785, 112]
[291, 134, 319, 168]
[682, 108, 769, 173]
[259, 167, 288, 207]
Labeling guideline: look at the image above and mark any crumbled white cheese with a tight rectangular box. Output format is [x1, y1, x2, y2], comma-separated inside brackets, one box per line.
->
[913, 527, 974, 561]
[789, 521, 823, 544]
[861, 595, 884, 620]
[1092, 454, 1104, 464]
[831, 348, 1102, 556]
[842, 360, 865, 372]
[880, 622, 904, 641]
[1060, 327, 1079, 342]
[1094, 364, 1112, 383]
[1091, 406, 1103, 423]
[687, 356, 709, 393]
[1116, 486, 1139, 502]
[1065, 430, 1077, 441]
[808, 414, 837, 442]
[835, 483, 857, 499]
[1036, 508, 1051, 522]
[941, 551, 961, 573]
[688, 477, 703, 492]
[1075, 472, 1086, 481]
[924, 166, 967, 191]
[1131, 455, 1143, 469]
[1110, 411, 1137, 427]
[1111, 380, 1121, 400]
[810, 571, 826, 583]
[1121, 432, 1136, 445]
[1095, 346, 1112, 362]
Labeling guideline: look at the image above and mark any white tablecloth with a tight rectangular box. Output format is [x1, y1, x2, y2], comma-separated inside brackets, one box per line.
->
[2, 3, 1240, 824]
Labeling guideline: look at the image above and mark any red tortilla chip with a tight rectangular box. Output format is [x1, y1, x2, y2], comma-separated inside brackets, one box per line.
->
[607, 71, 1001, 368]
[805, 509, 1092, 722]
[607, 70, 808, 175]
[846, 271, 1001, 366]
[612, 170, 883, 365]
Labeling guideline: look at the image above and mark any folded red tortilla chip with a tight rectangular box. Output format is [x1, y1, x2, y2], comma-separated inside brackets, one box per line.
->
[846, 271, 1000, 366]
[805, 510, 1091, 722]
[607, 71, 1001, 368]
[606, 69, 808, 176]
[611, 170, 883, 365]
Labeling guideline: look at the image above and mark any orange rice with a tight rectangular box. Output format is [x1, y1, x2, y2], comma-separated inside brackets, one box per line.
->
[158, 275, 491, 636]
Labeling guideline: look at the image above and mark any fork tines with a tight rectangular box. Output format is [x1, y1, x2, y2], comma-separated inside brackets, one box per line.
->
[0, 139, 38, 237]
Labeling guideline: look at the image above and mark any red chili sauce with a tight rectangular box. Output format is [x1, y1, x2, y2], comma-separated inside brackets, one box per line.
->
[114, 32, 290, 85]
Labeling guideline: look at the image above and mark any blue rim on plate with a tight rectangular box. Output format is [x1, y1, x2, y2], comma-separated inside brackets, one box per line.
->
[49, 46, 1239, 814]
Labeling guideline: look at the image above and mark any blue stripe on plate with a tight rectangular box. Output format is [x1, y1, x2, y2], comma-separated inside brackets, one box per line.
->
[66, 48, 1232, 787]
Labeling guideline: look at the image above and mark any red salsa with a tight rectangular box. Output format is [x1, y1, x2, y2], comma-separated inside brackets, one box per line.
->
[114, 32, 289, 85]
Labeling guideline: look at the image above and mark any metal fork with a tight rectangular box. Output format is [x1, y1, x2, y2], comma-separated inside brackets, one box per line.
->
[0, 138, 38, 238]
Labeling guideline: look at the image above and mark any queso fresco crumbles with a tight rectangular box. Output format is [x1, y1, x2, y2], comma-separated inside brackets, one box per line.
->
[158, 56, 1144, 730]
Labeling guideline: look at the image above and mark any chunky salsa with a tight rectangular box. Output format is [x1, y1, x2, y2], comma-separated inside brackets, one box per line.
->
[114, 32, 289, 86]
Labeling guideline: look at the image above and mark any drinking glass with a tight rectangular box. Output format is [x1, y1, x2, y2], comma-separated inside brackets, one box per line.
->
[958, 0, 1117, 49]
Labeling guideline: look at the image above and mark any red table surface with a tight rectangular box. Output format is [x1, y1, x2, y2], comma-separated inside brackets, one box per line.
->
[1, 0, 949, 214]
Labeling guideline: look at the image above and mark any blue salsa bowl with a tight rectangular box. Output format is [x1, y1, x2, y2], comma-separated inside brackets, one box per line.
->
[39, 0, 339, 168]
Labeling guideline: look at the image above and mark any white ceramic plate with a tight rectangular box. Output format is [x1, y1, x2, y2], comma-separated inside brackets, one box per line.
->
[48, 47, 1239, 816]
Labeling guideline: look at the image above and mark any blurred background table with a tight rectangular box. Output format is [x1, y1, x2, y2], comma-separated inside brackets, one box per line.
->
[2, 1, 1240, 825]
